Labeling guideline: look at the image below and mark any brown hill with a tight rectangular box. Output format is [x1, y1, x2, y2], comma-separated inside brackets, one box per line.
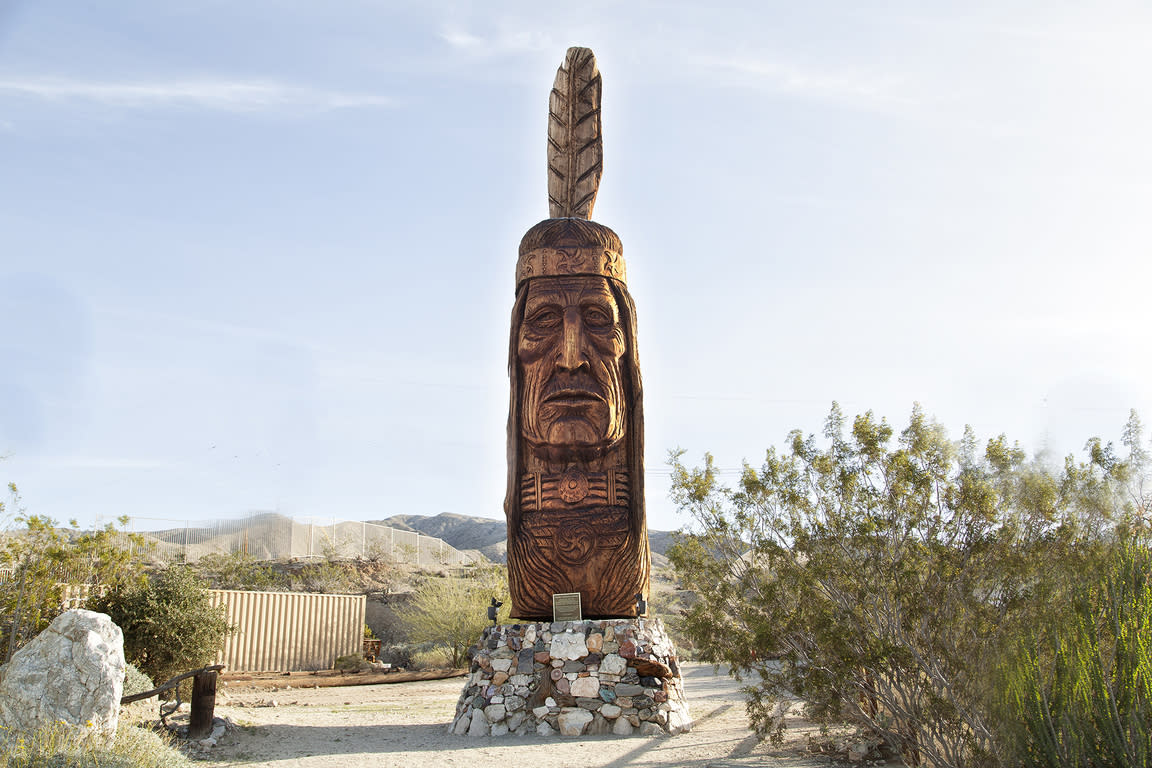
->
[368, 512, 682, 565]
[369, 513, 508, 563]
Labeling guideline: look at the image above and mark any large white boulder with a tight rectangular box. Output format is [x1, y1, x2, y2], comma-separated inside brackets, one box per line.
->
[0, 609, 126, 742]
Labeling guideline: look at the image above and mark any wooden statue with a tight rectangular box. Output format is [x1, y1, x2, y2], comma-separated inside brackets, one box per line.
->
[505, 47, 650, 619]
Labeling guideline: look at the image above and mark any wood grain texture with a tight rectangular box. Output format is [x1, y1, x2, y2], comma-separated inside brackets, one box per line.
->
[547, 47, 603, 219]
[506, 51, 648, 620]
[505, 271, 649, 619]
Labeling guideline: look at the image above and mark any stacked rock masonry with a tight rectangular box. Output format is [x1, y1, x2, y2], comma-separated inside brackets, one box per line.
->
[450, 618, 691, 738]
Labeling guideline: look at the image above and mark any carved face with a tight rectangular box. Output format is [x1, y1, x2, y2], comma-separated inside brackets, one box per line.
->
[518, 275, 627, 454]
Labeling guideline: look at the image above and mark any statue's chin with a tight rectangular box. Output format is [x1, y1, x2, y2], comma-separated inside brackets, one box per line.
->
[523, 432, 624, 464]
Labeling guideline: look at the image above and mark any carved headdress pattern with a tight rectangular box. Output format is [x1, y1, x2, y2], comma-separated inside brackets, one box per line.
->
[516, 47, 628, 291]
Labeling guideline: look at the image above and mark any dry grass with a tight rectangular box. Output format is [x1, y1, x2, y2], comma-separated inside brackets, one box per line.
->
[0, 718, 192, 768]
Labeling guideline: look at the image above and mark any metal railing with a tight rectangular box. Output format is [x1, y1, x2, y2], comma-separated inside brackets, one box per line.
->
[93, 512, 477, 566]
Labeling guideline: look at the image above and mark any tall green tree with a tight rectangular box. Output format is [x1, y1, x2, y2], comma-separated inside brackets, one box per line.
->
[668, 404, 1148, 768]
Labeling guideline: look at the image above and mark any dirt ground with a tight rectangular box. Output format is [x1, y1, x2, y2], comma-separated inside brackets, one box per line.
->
[200, 662, 866, 768]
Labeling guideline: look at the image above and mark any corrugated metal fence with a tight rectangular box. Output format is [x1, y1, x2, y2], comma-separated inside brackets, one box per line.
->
[209, 589, 366, 673]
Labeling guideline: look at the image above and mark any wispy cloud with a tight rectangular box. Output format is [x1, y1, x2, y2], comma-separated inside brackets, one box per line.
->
[0, 77, 391, 112]
[438, 24, 554, 55]
[51, 456, 169, 470]
[703, 54, 910, 108]
[439, 26, 485, 50]
[96, 306, 320, 352]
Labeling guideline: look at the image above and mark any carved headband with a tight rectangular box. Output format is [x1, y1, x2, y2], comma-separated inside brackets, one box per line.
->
[515, 245, 626, 289]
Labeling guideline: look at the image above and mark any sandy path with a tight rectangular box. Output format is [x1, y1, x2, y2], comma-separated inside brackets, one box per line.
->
[201, 663, 838, 768]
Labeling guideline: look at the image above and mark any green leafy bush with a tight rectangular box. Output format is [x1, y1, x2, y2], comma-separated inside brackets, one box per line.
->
[90, 566, 232, 686]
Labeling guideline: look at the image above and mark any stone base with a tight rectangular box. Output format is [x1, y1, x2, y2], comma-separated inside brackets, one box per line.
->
[449, 617, 691, 738]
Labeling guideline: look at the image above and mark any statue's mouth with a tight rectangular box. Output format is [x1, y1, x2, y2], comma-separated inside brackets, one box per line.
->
[543, 389, 604, 407]
[542, 373, 606, 407]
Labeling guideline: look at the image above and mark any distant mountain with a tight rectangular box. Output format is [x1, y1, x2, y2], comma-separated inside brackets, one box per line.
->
[369, 513, 507, 563]
[369, 512, 683, 565]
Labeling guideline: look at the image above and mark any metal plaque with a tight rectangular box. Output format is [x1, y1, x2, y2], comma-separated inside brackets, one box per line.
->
[552, 592, 582, 622]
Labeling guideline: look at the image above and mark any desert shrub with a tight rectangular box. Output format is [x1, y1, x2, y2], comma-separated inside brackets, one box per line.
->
[409, 645, 456, 670]
[0, 494, 148, 660]
[0, 720, 191, 768]
[999, 536, 1152, 768]
[288, 560, 358, 593]
[669, 405, 1149, 768]
[122, 662, 155, 698]
[377, 643, 414, 668]
[193, 551, 288, 591]
[401, 564, 509, 668]
[90, 566, 232, 686]
[334, 654, 363, 671]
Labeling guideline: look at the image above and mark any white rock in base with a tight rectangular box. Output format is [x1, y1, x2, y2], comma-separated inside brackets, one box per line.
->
[612, 716, 634, 736]
[600, 703, 622, 719]
[569, 676, 600, 698]
[668, 710, 692, 735]
[451, 712, 471, 735]
[468, 708, 489, 737]
[537, 721, 555, 736]
[639, 722, 664, 736]
[0, 609, 125, 743]
[550, 632, 589, 661]
[558, 708, 594, 736]
[599, 653, 627, 676]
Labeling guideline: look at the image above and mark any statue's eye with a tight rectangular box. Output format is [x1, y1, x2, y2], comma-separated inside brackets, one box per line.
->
[584, 307, 611, 328]
[528, 309, 560, 329]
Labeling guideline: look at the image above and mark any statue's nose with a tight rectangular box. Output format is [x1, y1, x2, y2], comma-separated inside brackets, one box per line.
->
[558, 310, 590, 372]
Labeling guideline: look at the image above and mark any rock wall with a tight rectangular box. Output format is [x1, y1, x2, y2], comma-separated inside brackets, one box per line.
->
[449, 618, 690, 737]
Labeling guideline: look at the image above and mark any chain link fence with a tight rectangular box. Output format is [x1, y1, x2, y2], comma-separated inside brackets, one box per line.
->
[97, 512, 476, 566]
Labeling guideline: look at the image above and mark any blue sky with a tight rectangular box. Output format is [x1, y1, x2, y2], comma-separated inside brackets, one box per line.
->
[2, 1, 1150, 533]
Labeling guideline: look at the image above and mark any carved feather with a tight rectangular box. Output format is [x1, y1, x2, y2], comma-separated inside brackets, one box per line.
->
[547, 47, 603, 219]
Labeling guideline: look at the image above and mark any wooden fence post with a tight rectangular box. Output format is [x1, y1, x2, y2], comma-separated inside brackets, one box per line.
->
[188, 668, 218, 739]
